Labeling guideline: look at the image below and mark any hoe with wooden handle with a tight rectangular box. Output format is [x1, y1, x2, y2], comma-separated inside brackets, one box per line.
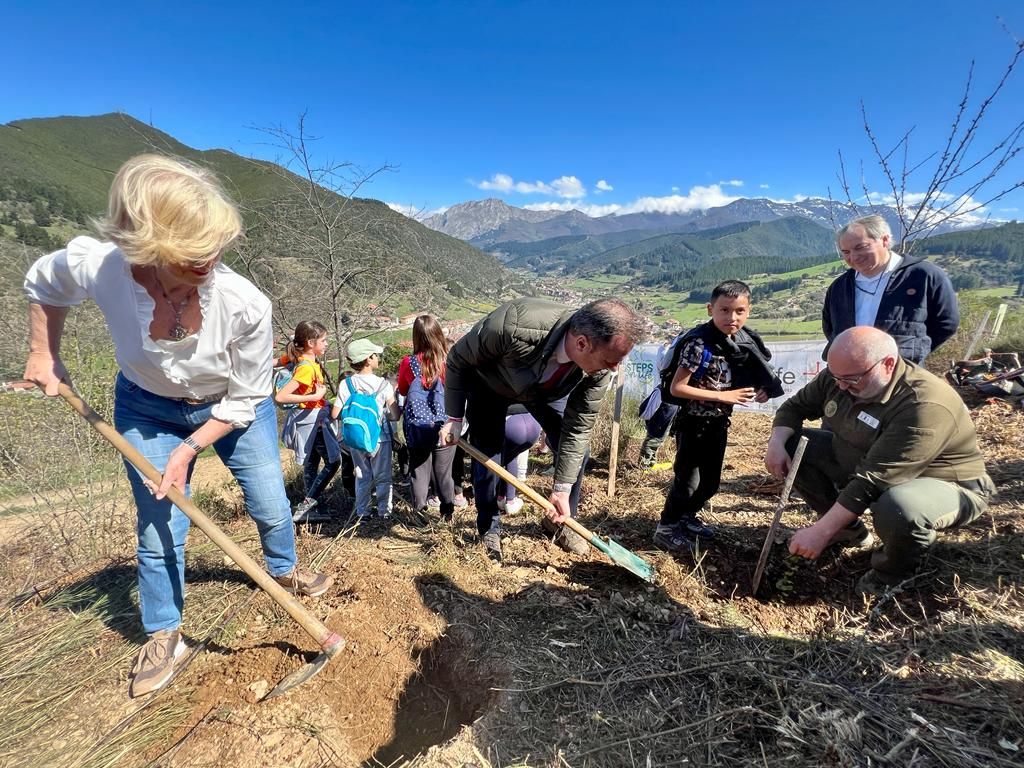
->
[751, 435, 809, 595]
[458, 438, 656, 583]
[58, 382, 344, 698]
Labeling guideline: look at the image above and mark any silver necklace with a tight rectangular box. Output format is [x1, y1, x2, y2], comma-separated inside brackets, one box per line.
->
[153, 271, 196, 340]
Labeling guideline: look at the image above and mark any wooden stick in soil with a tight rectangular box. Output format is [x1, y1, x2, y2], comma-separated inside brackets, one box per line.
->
[963, 310, 992, 360]
[751, 435, 808, 595]
[607, 365, 625, 497]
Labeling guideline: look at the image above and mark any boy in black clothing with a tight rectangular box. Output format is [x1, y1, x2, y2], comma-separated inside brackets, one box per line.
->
[654, 280, 782, 553]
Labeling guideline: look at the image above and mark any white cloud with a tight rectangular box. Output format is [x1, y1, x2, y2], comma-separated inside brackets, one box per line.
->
[521, 183, 744, 218]
[523, 201, 623, 217]
[551, 175, 586, 199]
[386, 202, 447, 220]
[671, 186, 680, 193]
[859, 189, 1002, 228]
[476, 172, 586, 198]
[616, 184, 742, 215]
[595, 179, 613, 192]
[720, 179, 744, 187]
[759, 183, 771, 189]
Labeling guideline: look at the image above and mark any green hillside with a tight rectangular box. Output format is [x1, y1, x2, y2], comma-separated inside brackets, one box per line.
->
[913, 221, 1024, 290]
[0, 113, 509, 304]
[503, 217, 838, 297]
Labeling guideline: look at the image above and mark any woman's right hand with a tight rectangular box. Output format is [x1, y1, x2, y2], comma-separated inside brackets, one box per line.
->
[24, 351, 69, 397]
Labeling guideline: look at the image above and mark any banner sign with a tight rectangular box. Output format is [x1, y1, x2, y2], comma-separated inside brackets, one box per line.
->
[621, 339, 828, 413]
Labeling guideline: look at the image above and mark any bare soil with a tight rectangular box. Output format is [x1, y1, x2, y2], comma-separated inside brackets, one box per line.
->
[2, 403, 1023, 767]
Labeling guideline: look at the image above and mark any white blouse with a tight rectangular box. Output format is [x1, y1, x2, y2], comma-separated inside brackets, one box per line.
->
[25, 236, 273, 428]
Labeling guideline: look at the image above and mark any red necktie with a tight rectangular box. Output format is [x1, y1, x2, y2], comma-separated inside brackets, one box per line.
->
[541, 361, 575, 391]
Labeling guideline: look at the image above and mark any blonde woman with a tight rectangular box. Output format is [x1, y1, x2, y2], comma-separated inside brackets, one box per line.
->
[23, 154, 332, 698]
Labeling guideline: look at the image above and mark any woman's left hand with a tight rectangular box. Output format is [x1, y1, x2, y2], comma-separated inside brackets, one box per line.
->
[155, 443, 195, 499]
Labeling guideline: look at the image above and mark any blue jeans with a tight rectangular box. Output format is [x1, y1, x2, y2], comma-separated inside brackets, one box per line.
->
[304, 427, 341, 500]
[113, 374, 296, 634]
[351, 438, 393, 516]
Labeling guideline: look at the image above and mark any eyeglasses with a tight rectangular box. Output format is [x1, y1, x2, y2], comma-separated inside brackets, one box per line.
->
[828, 358, 883, 386]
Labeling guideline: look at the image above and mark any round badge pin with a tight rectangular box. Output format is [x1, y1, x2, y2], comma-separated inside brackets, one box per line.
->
[824, 400, 838, 417]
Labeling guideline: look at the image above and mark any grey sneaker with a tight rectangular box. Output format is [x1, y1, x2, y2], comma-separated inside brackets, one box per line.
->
[482, 531, 502, 561]
[541, 517, 589, 555]
[504, 497, 524, 515]
[274, 567, 333, 597]
[554, 526, 589, 555]
[129, 629, 187, 698]
[653, 524, 695, 554]
[291, 498, 317, 522]
[855, 569, 905, 598]
[829, 522, 874, 549]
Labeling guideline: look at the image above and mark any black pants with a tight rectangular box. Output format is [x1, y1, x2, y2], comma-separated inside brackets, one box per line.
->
[406, 425, 457, 515]
[466, 387, 586, 536]
[661, 413, 729, 525]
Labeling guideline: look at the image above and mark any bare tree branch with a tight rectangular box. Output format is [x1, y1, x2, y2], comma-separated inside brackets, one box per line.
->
[837, 30, 1024, 252]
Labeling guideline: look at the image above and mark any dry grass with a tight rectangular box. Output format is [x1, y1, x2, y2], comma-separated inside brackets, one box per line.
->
[0, 390, 1021, 767]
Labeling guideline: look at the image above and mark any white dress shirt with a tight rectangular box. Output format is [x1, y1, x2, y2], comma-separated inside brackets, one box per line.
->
[24, 236, 273, 427]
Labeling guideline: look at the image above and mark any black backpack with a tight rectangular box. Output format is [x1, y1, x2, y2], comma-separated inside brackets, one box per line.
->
[658, 326, 713, 407]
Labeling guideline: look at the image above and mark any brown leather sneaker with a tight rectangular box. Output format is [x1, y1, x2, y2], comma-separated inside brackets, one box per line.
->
[129, 629, 187, 698]
[274, 567, 333, 597]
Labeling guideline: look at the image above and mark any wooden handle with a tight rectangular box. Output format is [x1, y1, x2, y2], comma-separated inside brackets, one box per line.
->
[456, 437, 597, 542]
[751, 435, 809, 594]
[58, 382, 341, 653]
[777, 436, 809, 509]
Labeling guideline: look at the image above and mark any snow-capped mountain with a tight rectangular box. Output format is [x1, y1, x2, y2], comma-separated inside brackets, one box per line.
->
[422, 196, 979, 247]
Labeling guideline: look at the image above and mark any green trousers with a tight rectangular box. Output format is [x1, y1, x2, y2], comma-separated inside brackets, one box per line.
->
[787, 429, 993, 578]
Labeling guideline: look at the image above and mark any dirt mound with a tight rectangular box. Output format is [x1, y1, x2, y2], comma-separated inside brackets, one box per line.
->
[159, 552, 501, 767]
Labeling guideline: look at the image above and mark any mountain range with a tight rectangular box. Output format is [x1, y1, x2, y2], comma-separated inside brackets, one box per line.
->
[422, 197, 965, 249]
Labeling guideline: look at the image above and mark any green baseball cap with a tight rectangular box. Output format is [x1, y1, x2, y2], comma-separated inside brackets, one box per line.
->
[346, 338, 384, 363]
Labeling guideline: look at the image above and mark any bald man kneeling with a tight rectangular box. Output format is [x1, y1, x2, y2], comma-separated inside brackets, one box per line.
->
[764, 327, 995, 597]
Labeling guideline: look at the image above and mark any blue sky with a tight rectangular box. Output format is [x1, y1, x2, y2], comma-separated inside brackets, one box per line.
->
[6, 1, 1024, 220]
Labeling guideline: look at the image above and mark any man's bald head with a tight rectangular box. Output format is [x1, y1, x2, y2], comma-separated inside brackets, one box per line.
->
[829, 327, 899, 367]
[827, 327, 900, 400]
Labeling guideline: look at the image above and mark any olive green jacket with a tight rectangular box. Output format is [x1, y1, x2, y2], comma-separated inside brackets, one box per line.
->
[773, 358, 988, 515]
[445, 298, 612, 485]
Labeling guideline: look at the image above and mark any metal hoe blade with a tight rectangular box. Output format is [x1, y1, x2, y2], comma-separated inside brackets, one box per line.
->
[266, 638, 346, 699]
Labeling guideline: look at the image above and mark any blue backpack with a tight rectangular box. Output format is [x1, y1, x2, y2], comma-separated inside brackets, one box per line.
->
[403, 355, 447, 450]
[340, 377, 386, 453]
[273, 360, 316, 409]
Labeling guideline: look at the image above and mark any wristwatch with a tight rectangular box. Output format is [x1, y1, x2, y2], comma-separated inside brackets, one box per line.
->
[182, 435, 204, 454]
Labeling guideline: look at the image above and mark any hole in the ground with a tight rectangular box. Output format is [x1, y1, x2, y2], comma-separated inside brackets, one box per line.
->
[368, 631, 497, 766]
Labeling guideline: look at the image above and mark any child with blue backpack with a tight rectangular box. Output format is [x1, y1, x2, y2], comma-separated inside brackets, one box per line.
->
[275, 321, 340, 523]
[331, 338, 400, 520]
[396, 314, 456, 520]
